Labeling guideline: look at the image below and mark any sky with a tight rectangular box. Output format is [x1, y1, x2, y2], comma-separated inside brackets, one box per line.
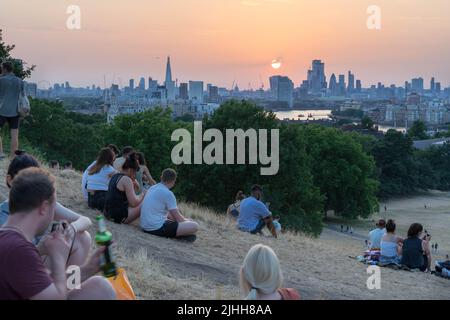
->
[1, 0, 450, 89]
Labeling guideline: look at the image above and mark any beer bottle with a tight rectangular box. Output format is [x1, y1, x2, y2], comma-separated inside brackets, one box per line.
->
[95, 215, 118, 278]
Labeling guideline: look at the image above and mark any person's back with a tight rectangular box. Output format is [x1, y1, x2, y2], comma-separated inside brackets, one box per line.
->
[104, 173, 128, 222]
[401, 237, 424, 269]
[0, 229, 52, 299]
[141, 182, 176, 231]
[237, 196, 270, 232]
[113, 157, 125, 171]
[369, 228, 386, 249]
[0, 74, 22, 118]
[87, 164, 115, 191]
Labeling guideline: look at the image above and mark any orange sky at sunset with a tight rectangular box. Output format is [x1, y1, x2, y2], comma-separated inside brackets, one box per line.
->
[1, 0, 449, 88]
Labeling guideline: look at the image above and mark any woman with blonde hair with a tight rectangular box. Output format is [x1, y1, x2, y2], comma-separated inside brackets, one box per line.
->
[240, 244, 300, 300]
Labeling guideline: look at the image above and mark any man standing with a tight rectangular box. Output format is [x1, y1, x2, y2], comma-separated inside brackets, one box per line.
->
[0, 167, 116, 300]
[237, 185, 277, 238]
[0, 61, 23, 159]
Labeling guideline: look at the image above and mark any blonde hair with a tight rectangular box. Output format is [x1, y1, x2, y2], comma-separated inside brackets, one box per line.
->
[239, 244, 283, 300]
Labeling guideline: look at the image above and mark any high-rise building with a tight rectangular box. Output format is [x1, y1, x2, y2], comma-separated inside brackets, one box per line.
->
[329, 74, 337, 96]
[435, 82, 441, 93]
[189, 81, 204, 102]
[411, 77, 424, 94]
[338, 74, 346, 96]
[165, 56, 175, 100]
[129, 79, 135, 91]
[209, 86, 219, 102]
[269, 75, 294, 108]
[138, 77, 145, 91]
[179, 83, 189, 100]
[306, 60, 327, 93]
[430, 77, 435, 92]
[347, 71, 355, 93]
[356, 80, 362, 92]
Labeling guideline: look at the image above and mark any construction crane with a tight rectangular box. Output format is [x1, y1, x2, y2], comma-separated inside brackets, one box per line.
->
[259, 75, 265, 90]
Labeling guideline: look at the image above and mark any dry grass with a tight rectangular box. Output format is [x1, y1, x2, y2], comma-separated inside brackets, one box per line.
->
[0, 158, 449, 300]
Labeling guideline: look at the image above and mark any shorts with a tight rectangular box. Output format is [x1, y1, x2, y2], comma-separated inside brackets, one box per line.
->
[0, 116, 20, 130]
[88, 191, 107, 212]
[105, 206, 128, 224]
[143, 220, 179, 238]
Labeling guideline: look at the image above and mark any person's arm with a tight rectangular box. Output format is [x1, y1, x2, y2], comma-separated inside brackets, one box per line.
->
[55, 202, 92, 233]
[423, 239, 432, 271]
[121, 177, 145, 207]
[143, 166, 157, 186]
[80, 247, 104, 282]
[258, 201, 277, 238]
[81, 169, 89, 201]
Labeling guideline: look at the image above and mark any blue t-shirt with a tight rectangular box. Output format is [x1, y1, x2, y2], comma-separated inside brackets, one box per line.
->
[369, 228, 386, 249]
[0, 201, 8, 226]
[237, 196, 271, 232]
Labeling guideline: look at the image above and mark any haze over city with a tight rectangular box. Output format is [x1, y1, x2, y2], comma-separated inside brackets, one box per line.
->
[1, 0, 450, 88]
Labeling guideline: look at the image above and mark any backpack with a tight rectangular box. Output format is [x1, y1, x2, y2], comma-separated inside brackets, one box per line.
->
[18, 83, 31, 117]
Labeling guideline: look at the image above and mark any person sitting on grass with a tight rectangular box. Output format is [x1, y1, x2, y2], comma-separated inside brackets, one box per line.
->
[63, 161, 73, 170]
[113, 146, 134, 171]
[400, 223, 432, 272]
[135, 152, 156, 193]
[104, 152, 145, 224]
[237, 185, 277, 238]
[0, 167, 116, 300]
[240, 244, 300, 300]
[140, 168, 199, 242]
[86, 148, 117, 212]
[226, 191, 245, 219]
[368, 219, 386, 250]
[49, 160, 60, 170]
[82, 144, 119, 202]
[380, 219, 404, 266]
[0, 150, 92, 267]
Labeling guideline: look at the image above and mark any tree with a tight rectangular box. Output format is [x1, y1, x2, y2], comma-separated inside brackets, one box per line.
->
[0, 29, 35, 79]
[361, 116, 375, 130]
[303, 125, 379, 219]
[408, 120, 428, 140]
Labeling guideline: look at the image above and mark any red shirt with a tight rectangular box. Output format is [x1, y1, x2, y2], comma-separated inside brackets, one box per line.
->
[0, 230, 53, 300]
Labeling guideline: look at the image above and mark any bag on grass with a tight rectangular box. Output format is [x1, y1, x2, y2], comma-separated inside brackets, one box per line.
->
[107, 268, 136, 300]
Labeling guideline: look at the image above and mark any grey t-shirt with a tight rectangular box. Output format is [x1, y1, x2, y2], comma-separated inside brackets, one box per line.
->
[0, 74, 23, 117]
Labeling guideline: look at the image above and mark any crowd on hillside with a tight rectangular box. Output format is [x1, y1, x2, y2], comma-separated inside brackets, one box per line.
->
[361, 219, 449, 277]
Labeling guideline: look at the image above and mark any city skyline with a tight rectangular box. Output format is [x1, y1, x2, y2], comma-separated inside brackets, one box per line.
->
[2, 0, 450, 88]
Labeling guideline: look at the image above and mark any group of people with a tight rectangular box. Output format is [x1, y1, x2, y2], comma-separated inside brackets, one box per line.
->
[0, 150, 300, 300]
[81, 145, 199, 241]
[367, 219, 436, 272]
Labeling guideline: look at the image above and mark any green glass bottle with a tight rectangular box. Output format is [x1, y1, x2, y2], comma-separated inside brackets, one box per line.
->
[95, 215, 118, 278]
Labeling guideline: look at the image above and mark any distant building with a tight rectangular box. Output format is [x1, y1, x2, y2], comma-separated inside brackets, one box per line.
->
[189, 81, 204, 103]
[411, 77, 424, 94]
[347, 71, 355, 93]
[269, 75, 294, 108]
[307, 60, 327, 94]
[24, 82, 37, 98]
[165, 56, 175, 100]
[179, 83, 189, 100]
[329, 74, 337, 96]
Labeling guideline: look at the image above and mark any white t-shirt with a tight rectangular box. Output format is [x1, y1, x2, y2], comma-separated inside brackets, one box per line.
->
[113, 157, 126, 171]
[140, 183, 177, 231]
[81, 161, 96, 201]
[86, 165, 117, 191]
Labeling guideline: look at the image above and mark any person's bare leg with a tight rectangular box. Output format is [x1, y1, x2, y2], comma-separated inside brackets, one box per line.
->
[68, 276, 116, 300]
[176, 221, 199, 237]
[10, 128, 19, 158]
[123, 205, 142, 224]
[67, 231, 92, 267]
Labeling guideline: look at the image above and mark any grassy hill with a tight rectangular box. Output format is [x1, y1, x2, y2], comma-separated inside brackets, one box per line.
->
[0, 159, 449, 300]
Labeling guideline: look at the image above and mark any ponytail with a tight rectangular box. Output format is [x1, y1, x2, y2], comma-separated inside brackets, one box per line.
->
[245, 288, 258, 300]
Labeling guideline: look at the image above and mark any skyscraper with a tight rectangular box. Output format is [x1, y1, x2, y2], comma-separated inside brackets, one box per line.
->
[179, 83, 189, 100]
[189, 81, 204, 102]
[129, 79, 135, 91]
[338, 74, 346, 96]
[356, 80, 362, 92]
[269, 75, 294, 108]
[347, 71, 355, 93]
[430, 77, 435, 92]
[306, 60, 327, 94]
[411, 77, 424, 94]
[329, 74, 337, 96]
[165, 56, 175, 100]
[138, 77, 145, 91]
